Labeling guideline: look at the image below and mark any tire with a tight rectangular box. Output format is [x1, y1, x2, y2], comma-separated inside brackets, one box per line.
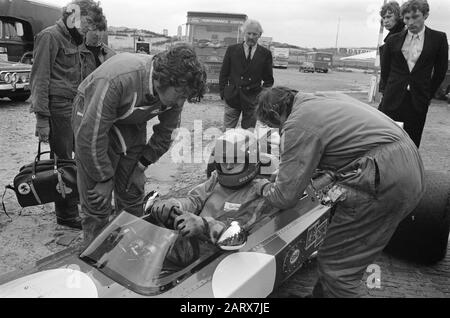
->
[384, 170, 450, 265]
[10, 93, 31, 102]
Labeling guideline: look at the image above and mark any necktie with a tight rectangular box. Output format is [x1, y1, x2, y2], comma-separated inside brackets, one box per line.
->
[408, 34, 420, 71]
[247, 46, 252, 64]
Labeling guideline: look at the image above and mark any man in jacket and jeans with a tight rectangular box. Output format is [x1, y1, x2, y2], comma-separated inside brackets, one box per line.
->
[72, 45, 206, 245]
[30, 0, 106, 229]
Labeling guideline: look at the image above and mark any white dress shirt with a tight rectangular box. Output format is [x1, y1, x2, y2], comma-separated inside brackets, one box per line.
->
[243, 42, 257, 61]
[402, 27, 425, 72]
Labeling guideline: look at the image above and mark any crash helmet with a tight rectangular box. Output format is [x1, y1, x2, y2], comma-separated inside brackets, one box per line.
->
[214, 129, 261, 189]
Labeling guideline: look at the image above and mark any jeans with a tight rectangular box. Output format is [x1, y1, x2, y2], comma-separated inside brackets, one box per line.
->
[48, 99, 79, 221]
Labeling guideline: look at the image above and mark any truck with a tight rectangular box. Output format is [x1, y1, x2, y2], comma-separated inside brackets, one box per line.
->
[299, 51, 333, 73]
[0, 0, 61, 101]
[186, 11, 247, 92]
[271, 47, 289, 69]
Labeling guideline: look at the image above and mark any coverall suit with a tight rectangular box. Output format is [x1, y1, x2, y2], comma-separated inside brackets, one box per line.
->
[257, 92, 425, 297]
[172, 172, 276, 244]
[72, 53, 183, 244]
[156, 171, 277, 267]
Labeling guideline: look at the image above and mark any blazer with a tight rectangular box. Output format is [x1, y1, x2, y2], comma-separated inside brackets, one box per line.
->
[380, 27, 448, 113]
[378, 21, 406, 92]
[219, 43, 274, 108]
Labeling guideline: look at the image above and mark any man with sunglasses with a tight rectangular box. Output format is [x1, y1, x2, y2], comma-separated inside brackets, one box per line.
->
[30, 0, 106, 230]
[72, 45, 206, 245]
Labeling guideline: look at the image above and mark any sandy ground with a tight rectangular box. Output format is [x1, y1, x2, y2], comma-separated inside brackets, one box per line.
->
[0, 68, 449, 297]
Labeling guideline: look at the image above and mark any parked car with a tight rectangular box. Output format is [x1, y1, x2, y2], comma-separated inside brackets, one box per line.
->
[0, 60, 31, 101]
[299, 62, 315, 73]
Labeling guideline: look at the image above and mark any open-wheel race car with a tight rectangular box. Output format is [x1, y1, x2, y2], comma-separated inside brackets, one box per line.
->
[0, 157, 450, 298]
[0, 185, 332, 298]
[0, 168, 449, 298]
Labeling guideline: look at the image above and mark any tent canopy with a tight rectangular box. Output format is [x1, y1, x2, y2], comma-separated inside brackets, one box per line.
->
[340, 50, 376, 61]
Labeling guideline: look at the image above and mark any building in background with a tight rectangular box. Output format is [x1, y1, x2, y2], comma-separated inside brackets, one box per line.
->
[271, 47, 290, 69]
[258, 37, 272, 49]
[186, 11, 247, 90]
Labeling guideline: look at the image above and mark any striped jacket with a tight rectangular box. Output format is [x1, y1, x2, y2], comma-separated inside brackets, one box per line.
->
[72, 53, 182, 183]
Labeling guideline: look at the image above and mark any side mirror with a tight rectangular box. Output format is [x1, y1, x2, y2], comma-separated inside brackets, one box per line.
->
[143, 190, 160, 214]
[217, 221, 247, 251]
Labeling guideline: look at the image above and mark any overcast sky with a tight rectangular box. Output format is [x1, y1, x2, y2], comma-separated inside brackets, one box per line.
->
[45, 0, 450, 48]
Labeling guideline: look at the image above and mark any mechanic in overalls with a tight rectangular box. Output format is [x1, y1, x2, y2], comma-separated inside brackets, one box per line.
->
[147, 128, 279, 246]
[72, 45, 206, 245]
[253, 87, 425, 298]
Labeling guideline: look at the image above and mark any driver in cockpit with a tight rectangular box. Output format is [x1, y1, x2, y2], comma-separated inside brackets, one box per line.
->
[146, 128, 279, 245]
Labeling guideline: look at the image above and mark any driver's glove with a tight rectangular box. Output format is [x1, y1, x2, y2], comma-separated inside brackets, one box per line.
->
[149, 198, 183, 229]
[174, 212, 207, 238]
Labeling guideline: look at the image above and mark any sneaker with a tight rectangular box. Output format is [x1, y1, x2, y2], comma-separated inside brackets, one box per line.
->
[57, 217, 82, 230]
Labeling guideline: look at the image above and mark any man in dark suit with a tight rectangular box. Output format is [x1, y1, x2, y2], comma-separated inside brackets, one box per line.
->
[219, 19, 274, 129]
[379, 1, 405, 92]
[379, 0, 448, 148]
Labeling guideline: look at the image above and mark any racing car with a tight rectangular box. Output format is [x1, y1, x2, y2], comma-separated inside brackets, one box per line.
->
[0, 184, 332, 298]
[0, 170, 448, 298]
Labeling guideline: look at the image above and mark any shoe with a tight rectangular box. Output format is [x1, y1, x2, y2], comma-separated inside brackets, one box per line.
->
[57, 217, 82, 230]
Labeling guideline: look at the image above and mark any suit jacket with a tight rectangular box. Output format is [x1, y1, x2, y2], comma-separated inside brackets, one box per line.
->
[378, 21, 406, 92]
[219, 43, 274, 109]
[380, 27, 448, 113]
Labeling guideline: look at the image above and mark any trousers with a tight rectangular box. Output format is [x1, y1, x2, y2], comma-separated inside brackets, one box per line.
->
[312, 138, 425, 297]
[48, 97, 79, 221]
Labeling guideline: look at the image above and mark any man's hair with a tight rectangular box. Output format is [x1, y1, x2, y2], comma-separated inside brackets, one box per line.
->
[256, 86, 298, 127]
[400, 0, 430, 17]
[380, 1, 401, 19]
[62, 0, 106, 29]
[153, 44, 207, 103]
[241, 19, 263, 34]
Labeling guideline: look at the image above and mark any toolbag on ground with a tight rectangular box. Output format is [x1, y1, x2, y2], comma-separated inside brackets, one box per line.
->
[2, 142, 78, 212]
